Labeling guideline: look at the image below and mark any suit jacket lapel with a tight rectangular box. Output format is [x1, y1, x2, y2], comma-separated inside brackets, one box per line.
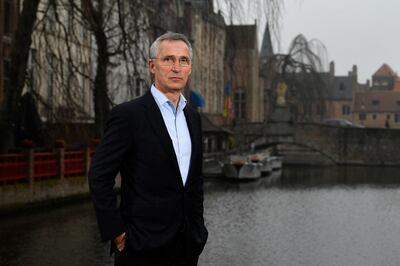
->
[143, 91, 183, 186]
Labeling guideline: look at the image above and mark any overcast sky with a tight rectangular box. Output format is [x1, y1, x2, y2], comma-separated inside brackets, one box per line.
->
[279, 0, 400, 82]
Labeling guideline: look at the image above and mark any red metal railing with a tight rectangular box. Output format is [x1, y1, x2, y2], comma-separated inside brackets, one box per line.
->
[34, 152, 58, 179]
[0, 148, 94, 184]
[64, 150, 86, 176]
[0, 153, 28, 182]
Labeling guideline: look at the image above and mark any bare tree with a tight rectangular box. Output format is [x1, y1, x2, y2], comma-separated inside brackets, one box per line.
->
[0, 0, 41, 151]
[0, 0, 285, 150]
[264, 34, 329, 122]
[32, 0, 150, 134]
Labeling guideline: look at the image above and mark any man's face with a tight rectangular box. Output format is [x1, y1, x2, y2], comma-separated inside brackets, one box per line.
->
[149, 40, 192, 94]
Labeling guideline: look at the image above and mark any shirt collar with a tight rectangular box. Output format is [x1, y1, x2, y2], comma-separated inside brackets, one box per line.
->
[151, 84, 187, 114]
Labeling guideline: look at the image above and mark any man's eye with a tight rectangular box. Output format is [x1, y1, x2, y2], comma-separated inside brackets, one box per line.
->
[180, 58, 189, 63]
[163, 57, 172, 62]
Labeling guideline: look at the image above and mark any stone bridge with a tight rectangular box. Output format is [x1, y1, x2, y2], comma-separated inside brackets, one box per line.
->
[233, 117, 400, 166]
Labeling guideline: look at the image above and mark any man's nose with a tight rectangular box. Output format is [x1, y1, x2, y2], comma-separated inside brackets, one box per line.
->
[171, 63, 182, 72]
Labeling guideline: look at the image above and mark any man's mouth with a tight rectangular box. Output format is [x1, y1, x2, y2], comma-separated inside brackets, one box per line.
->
[170, 77, 183, 81]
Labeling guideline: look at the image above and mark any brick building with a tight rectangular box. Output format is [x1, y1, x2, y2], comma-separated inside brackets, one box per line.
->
[224, 23, 263, 123]
[0, 0, 19, 104]
[353, 64, 400, 128]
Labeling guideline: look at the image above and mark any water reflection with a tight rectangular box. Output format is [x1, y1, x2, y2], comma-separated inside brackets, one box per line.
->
[200, 166, 400, 266]
[1, 166, 400, 266]
[0, 202, 113, 266]
[280, 166, 400, 188]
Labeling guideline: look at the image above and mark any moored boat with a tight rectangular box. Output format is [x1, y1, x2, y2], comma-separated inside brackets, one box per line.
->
[222, 155, 262, 181]
[203, 158, 223, 177]
[270, 156, 283, 170]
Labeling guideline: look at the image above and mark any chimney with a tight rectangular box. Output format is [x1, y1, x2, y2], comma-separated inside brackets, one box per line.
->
[352, 65, 358, 77]
[352, 64, 358, 84]
[329, 61, 335, 76]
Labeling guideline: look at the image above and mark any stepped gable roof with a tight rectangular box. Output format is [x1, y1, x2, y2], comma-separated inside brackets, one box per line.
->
[331, 76, 353, 100]
[373, 64, 397, 77]
[353, 91, 400, 112]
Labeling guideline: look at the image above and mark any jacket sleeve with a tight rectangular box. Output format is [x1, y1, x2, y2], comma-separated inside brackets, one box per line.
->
[88, 105, 132, 241]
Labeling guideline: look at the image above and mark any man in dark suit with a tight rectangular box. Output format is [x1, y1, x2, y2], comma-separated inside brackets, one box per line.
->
[88, 32, 208, 266]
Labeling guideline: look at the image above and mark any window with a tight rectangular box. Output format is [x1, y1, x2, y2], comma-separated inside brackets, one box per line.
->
[234, 90, 246, 120]
[3, 0, 11, 36]
[397, 101, 400, 106]
[316, 104, 322, 115]
[339, 82, 345, 91]
[80, 64, 89, 108]
[387, 114, 391, 119]
[47, 53, 57, 121]
[359, 113, 366, 121]
[302, 103, 312, 116]
[372, 100, 380, 106]
[396, 114, 400, 123]
[46, 4, 56, 32]
[342, 105, 350, 115]
[372, 114, 377, 120]
[3, 59, 11, 96]
[67, 3, 74, 32]
[28, 49, 37, 92]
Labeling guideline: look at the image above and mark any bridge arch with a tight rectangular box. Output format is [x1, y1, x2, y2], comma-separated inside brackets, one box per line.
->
[234, 121, 400, 166]
[252, 139, 337, 164]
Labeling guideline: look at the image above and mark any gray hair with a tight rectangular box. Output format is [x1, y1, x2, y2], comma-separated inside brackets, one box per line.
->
[149, 31, 193, 59]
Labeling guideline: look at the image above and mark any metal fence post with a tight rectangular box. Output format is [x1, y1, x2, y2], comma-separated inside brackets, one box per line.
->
[84, 147, 91, 177]
[28, 148, 34, 196]
[58, 148, 65, 179]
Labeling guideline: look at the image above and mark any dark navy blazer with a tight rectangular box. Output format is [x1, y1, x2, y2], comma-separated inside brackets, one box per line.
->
[88, 90, 208, 257]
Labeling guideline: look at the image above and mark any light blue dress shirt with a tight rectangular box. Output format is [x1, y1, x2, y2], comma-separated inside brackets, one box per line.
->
[151, 85, 192, 185]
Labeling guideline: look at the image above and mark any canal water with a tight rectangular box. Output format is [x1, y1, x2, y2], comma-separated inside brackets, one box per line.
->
[1, 166, 400, 266]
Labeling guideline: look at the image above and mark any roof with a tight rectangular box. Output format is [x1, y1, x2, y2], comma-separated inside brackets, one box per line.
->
[394, 78, 400, 91]
[200, 113, 233, 134]
[260, 23, 274, 59]
[353, 91, 400, 112]
[225, 24, 258, 50]
[373, 64, 397, 77]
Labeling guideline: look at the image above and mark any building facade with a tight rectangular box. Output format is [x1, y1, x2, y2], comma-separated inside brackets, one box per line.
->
[353, 91, 400, 128]
[189, 2, 225, 117]
[0, 0, 19, 104]
[371, 64, 397, 90]
[27, 0, 93, 123]
[352, 64, 400, 128]
[224, 23, 263, 123]
[324, 63, 358, 121]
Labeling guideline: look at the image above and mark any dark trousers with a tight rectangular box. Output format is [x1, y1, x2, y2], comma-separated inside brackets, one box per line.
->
[114, 232, 199, 266]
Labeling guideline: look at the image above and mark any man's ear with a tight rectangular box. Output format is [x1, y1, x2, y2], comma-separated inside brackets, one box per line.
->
[148, 59, 155, 74]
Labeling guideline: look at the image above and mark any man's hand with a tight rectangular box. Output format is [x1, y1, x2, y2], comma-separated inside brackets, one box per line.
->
[114, 232, 126, 252]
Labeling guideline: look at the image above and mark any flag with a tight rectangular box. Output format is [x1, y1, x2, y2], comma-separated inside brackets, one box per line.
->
[223, 81, 234, 119]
